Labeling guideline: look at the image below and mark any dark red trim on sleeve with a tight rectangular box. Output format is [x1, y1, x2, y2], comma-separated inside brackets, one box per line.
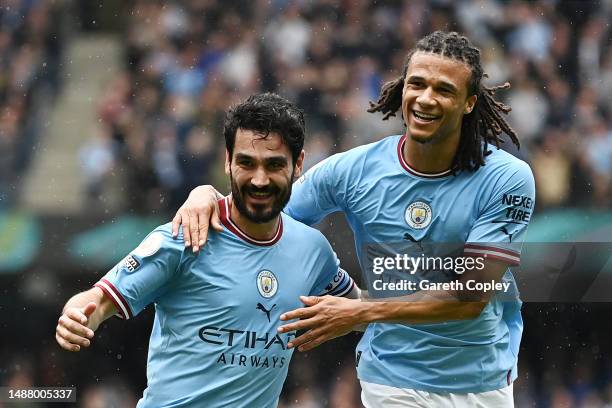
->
[464, 244, 520, 266]
[94, 278, 133, 319]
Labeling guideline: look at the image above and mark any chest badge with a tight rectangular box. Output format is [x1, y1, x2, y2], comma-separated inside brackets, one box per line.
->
[257, 270, 278, 298]
[405, 201, 432, 229]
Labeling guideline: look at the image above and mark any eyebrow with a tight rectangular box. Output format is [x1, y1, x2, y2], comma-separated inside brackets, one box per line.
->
[235, 153, 289, 164]
[406, 75, 459, 93]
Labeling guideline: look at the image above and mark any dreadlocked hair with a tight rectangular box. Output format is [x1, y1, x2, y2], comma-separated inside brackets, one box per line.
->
[368, 31, 520, 172]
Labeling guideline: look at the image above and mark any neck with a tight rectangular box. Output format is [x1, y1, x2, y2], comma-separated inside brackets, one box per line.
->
[229, 196, 280, 241]
[403, 132, 460, 173]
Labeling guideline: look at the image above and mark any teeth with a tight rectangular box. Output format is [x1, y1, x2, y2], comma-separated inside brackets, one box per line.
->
[413, 111, 438, 120]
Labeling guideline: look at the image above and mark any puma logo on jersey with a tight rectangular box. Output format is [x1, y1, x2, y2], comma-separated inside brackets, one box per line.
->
[500, 226, 515, 243]
[256, 303, 277, 322]
[403, 233, 424, 251]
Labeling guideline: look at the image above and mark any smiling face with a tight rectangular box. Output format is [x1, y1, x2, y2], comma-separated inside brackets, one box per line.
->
[226, 128, 304, 224]
[402, 52, 477, 145]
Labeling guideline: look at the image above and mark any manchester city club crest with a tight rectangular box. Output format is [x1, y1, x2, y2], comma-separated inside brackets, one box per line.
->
[256, 270, 278, 298]
[405, 201, 433, 229]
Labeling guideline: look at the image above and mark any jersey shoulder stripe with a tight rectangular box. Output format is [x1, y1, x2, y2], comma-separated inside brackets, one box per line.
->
[464, 244, 520, 265]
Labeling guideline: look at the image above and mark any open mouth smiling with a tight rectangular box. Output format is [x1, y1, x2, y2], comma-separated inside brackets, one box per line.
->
[412, 110, 441, 122]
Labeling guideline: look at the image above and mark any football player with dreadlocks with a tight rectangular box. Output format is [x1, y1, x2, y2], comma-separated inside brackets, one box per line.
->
[173, 32, 535, 406]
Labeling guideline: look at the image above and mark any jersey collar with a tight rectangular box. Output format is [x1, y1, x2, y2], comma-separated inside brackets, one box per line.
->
[397, 134, 453, 179]
[219, 196, 283, 246]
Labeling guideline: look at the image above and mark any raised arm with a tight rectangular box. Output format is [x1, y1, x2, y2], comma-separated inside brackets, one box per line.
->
[278, 160, 536, 351]
[171, 185, 224, 252]
[55, 287, 117, 352]
[278, 257, 509, 351]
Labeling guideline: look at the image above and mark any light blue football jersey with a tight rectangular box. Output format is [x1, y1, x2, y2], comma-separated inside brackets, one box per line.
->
[286, 134, 535, 393]
[95, 197, 355, 407]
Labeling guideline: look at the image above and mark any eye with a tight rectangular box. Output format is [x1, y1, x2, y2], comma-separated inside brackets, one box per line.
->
[268, 161, 285, 170]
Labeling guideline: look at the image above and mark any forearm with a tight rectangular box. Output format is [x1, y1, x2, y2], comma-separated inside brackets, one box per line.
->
[357, 297, 485, 325]
[340, 287, 481, 328]
[342, 286, 368, 331]
[356, 258, 511, 324]
[357, 280, 485, 324]
[63, 287, 116, 330]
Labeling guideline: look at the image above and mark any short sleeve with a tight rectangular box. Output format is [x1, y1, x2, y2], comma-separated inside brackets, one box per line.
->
[94, 224, 184, 319]
[285, 154, 345, 225]
[309, 234, 355, 297]
[464, 162, 536, 265]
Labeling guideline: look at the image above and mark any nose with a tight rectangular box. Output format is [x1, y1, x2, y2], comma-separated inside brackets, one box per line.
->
[415, 87, 436, 107]
[251, 166, 270, 188]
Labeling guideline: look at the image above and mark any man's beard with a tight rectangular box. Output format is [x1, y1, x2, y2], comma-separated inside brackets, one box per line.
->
[230, 171, 293, 224]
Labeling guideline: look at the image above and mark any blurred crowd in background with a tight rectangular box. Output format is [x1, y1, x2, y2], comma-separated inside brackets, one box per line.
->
[0, 0, 62, 208]
[1, 0, 611, 211]
[2, 0, 612, 407]
[82, 0, 612, 213]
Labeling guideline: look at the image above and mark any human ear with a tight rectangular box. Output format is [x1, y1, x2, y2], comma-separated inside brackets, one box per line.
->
[293, 150, 305, 179]
[465, 95, 477, 114]
[224, 150, 230, 175]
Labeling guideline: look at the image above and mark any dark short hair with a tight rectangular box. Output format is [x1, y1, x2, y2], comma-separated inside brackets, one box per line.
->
[223, 93, 305, 165]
